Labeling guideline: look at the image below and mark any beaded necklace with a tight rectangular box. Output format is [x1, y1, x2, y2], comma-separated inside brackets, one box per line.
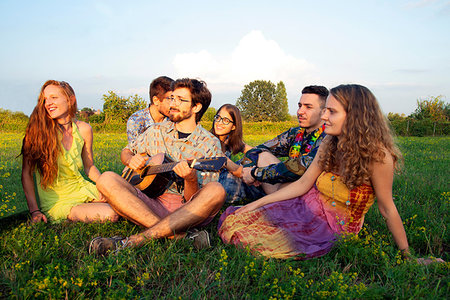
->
[289, 124, 325, 158]
[330, 174, 352, 229]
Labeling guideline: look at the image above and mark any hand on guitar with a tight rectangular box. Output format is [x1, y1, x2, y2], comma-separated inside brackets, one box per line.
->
[127, 154, 149, 171]
[173, 160, 197, 182]
[173, 160, 199, 201]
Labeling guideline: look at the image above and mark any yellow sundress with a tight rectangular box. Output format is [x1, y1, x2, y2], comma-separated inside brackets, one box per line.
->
[35, 122, 99, 222]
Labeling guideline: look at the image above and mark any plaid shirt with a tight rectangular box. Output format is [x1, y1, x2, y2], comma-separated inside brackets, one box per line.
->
[126, 120, 223, 197]
[245, 125, 326, 184]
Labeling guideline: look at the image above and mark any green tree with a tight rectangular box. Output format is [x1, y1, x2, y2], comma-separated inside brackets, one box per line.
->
[274, 81, 290, 121]
[202, 107, 216, 122]
[409, 95, 449, 122]
[387, 112, 407, 121]
[236, 80, 289, 122]
[102, 91, 146, 122]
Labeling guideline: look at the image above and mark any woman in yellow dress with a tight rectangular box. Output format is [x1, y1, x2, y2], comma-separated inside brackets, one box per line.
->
[21, 80, 119, 223]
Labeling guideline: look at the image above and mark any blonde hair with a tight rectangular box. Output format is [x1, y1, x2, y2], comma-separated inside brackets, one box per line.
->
[319, 84, 402, 189]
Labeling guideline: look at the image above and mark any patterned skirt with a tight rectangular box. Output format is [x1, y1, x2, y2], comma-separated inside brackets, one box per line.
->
[218, 187, 338, 259]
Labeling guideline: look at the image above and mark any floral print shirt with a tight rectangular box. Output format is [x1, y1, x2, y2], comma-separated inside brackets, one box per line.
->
[245, 125, 326, 184]
[126, 108, 168, 145]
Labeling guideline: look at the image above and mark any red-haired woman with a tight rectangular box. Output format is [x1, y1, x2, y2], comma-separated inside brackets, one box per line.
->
[218, 84, 441, 264]
[21, 80, 118, 223]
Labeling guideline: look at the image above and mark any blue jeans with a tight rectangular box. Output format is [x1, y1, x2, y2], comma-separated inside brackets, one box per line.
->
[219, 169, 266, 204]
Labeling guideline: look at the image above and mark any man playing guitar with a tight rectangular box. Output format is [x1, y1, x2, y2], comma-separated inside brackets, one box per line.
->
[89, 78, 226, 255]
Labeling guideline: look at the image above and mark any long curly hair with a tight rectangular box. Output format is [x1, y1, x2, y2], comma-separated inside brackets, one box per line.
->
[211, 104, 245, 154]
[318, 84, 402, 190]
[21, 80, 77, 189]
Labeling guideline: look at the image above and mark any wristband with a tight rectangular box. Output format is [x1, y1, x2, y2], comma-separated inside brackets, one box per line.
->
[30, 209, 41, 215]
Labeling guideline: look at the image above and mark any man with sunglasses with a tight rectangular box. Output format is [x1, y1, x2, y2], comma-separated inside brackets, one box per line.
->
[126, 76, 173, 145]
[89, 78, 226, 255]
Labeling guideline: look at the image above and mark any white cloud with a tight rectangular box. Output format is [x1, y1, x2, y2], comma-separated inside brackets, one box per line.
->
[172, 30, 315, 93]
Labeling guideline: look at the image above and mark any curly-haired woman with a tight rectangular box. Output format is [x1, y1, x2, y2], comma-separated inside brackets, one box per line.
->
[218, 84, 432, 262]
[21, 80, 119, 223]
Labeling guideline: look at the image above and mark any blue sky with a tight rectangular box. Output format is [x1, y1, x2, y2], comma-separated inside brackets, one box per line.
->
[0, 0, 449, 117]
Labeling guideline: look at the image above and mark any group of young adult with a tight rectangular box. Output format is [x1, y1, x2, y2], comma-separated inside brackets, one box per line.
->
[21, 77, 442, 263]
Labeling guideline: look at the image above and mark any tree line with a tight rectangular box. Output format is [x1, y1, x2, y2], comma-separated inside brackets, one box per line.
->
[0, 81, 448, 136]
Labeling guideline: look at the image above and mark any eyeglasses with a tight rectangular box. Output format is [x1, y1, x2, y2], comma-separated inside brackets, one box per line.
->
[214, 114, 233, 125]
[169, 96, 191, 105]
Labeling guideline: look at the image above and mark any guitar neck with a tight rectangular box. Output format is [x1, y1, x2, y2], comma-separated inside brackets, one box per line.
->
[145, 161, 179, 175]
[142, 157, 225, 177]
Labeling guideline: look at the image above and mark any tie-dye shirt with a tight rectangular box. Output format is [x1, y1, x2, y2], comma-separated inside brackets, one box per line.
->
[125, 120, 223, 197]
[245, 125, 326, 184]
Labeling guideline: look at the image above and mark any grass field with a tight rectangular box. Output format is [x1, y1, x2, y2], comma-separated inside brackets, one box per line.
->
[0, 132, 449, 298]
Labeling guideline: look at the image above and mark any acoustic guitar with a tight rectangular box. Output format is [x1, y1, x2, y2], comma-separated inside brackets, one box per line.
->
[122, 153, 226, 198]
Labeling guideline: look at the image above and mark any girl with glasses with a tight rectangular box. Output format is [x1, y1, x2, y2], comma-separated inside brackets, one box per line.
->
[211, 104, 262, 203]
[21, 80, 119, 224]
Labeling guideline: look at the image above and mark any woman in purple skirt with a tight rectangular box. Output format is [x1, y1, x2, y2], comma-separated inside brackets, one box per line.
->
[218, 84, 410, 260]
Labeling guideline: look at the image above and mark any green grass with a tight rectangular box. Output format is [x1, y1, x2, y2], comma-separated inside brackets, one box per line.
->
[0, 133, 449, 299]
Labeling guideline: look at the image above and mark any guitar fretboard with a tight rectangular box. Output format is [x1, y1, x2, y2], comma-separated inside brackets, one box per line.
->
[145, 162, 179, 175]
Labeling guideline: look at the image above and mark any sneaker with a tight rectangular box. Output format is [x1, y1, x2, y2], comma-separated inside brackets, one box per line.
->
[185, 229, 211, 250]
[89, 236, 130, 256]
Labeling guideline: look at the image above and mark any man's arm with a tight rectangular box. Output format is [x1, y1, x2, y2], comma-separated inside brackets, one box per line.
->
[246, 131, 326, 184]
[244, 127, 297, 164]
[173, 161, 199, 201]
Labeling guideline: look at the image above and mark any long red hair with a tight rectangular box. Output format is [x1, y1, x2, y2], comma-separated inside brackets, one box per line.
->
[22, 80, 77, 188]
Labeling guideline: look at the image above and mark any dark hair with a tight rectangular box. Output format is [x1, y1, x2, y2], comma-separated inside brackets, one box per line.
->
[211, 104, 245, 154]
[171, 78, 211, 123]
[149, 76, 174, 105]
[302, 85, 329, 109]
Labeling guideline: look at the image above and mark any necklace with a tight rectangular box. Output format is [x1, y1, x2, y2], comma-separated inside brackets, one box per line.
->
[330, 174, 352, 229]
[59, 119, 72, 126]
[289, 124, 325, 158]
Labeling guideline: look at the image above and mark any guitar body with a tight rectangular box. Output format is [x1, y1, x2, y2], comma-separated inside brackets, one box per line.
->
[122, 153, 226, 199]
[122, 153, 174, 198]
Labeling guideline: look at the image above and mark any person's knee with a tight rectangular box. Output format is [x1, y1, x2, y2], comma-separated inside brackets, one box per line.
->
[96, 171, 120, 193]
[204, 182, 226, 206]
[257, 151, 280, 167]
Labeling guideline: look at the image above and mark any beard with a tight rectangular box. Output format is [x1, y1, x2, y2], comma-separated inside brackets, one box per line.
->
[169, 109, 193, 123]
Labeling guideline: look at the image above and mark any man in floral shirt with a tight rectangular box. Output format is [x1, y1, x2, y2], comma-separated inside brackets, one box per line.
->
[221, 86, 329, 203]
[126, 76, 173, 145]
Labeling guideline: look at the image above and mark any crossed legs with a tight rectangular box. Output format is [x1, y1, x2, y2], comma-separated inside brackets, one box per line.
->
[96, 171, 226, 247]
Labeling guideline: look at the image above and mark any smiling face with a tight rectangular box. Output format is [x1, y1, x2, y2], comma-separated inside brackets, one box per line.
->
[297, 93, 324, 132]
[213, 108, 236, 140]
[322, 95, 347, 136]
[169, 87, 196, 123]
[43, 85, 72, 121]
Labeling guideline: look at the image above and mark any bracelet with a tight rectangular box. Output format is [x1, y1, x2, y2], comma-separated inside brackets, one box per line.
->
[250, 167, 258, 179]
[30, 209, 41, 215]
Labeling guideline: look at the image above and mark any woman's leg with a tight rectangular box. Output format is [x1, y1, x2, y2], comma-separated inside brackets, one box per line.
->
[68, 202, 119, 223]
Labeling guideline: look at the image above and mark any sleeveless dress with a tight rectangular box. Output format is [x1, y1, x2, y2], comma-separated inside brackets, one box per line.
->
[218, 172, 375, 259]
[36, 122, 99, 222]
